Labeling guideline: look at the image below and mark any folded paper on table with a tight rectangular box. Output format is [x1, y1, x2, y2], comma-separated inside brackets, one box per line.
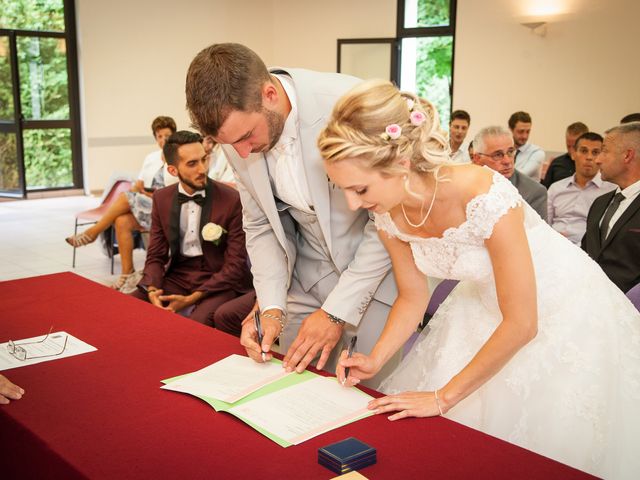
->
[160, 354, 291, 403]
[161, 355, 374, 447]
[0, 331, 97, 371]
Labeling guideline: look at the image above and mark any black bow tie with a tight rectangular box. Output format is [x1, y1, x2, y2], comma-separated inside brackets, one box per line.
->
[177, 193, 205, 206]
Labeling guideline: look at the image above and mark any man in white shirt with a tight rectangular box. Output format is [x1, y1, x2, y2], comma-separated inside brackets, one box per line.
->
[509, 111, 546, 180]
[448, 110, 471, 164]
[203, 136, 235, 184]
[582, 122, 640, 292]
[185, 43, 397, 384]
[548, 132, 615, 244]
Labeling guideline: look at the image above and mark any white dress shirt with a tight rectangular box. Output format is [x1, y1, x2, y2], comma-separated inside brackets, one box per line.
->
[137, 149, 178, 188]
[515, 142, 546, 180]
[178, 183, 205, 257]
[450, 142, 471, 164]
[138, 150, 163, 187]
[208, 145, 235, 183]
[547, 173, 616, 244]
[266, 74, 314, 213]
[601, 178, 640, 238]
[261, 74, 315, 316]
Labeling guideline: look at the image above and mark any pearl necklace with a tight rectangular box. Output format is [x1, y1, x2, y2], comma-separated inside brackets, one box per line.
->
[401, 176, 438, 228]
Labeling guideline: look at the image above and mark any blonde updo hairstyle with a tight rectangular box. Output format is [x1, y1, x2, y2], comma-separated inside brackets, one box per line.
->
[318, 79, 450, 180]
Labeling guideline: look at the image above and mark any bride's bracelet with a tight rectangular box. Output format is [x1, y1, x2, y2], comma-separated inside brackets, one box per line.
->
[434, 389, 444, 416]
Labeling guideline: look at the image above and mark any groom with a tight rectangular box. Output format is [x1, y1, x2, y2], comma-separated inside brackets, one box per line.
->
[185, 43, 397, 382]
[133, 131, 254, 335]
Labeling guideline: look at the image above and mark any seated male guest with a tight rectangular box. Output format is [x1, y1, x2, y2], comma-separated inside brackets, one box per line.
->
[582, 122, 640, 292]
[472, 126, 548, 220]
[133, 131, 254, 336]
[509, 111, 545, 180]
[548, 132, 615, 244]
[541, 122, 589, 188]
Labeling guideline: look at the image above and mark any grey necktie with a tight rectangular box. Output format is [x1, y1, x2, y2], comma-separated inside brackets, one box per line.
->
[600, 192, 625, 243]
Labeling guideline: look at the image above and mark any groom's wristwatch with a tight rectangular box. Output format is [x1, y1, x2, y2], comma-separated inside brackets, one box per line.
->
[326, 312, 346, 326]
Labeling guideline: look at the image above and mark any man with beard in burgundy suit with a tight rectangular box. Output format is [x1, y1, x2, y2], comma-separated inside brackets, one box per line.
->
[132, 130, 254, 336]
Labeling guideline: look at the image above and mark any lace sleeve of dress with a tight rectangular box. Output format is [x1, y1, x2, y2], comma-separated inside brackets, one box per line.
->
[373, 212, 399, 239]
[466, 172, 523, 240]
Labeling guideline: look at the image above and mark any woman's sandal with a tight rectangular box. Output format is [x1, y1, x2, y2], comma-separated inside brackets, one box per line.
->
[111, 272, 135, 291]
[65, 232, 96, 247]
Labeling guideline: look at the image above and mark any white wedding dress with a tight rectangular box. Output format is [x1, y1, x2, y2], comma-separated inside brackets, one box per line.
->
[376, 170, 640, 479]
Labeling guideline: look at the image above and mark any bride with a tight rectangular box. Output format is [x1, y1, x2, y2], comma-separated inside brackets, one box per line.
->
[317, 79, 640, 479]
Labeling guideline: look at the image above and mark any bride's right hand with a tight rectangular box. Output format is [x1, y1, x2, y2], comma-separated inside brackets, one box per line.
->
[337, 350, 382, 386]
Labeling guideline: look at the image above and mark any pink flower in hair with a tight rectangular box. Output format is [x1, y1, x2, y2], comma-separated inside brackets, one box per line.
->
[385, 124, 402, 140]
[410, 110, 426, 126]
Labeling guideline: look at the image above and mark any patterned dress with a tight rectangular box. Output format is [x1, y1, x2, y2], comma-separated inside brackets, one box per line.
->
[124, 165, 165, 230]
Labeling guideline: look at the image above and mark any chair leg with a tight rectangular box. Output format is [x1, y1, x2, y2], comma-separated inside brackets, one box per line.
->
[72, 219, 78, 268]
[110, 227, 115, 275]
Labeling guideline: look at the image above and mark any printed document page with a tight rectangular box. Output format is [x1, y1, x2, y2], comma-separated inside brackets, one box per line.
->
[228, 376, 373, 445]
[0, 331, 97, 371]
[161, 354, 291, 403]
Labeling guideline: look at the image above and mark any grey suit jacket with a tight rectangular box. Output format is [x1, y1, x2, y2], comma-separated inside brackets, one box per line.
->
[510, 169, 548, 220]
[222, 68, 396, 327]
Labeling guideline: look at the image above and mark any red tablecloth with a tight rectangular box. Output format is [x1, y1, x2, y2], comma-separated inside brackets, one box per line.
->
[0, 273, 596, 479]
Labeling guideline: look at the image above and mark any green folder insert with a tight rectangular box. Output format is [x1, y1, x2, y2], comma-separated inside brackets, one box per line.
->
[162, 355, 374, 447]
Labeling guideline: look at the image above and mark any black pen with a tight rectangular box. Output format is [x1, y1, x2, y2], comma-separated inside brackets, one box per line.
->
[254, 310, 267, 362]
[343, 335, 358, 385]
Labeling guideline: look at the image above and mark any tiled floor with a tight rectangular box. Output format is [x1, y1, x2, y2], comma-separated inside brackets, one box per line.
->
[0, 195, 147, 286]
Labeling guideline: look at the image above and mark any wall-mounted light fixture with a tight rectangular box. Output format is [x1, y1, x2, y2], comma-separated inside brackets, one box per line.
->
[521, 21, 548, 37]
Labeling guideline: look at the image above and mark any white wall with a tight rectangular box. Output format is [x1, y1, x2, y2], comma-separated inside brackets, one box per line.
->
[271, 0, 395, 71]
[76, 0, 275, 191]
[453, 0, 640, 152]
[75, 0, 640, 190]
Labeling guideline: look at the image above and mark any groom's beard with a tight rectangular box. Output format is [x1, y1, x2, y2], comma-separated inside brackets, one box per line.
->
[263, 107, 285, 152]
[178, 172, 207, 192]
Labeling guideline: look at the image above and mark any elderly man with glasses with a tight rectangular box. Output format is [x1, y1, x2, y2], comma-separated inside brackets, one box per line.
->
[471, 126, 548, 220]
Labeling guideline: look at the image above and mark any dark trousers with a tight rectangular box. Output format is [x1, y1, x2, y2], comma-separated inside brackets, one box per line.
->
[131, 256, 255, 337]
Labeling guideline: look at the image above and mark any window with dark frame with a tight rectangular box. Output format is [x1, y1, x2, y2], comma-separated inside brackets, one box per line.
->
[337, 1, 456, 126]
[0, 0, 82, 198]
[397, 0, 457, 126]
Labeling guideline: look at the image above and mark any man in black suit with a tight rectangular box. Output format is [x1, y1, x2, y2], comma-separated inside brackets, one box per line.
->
[541, 122, 589, 188]
[582, 122, 640, 292]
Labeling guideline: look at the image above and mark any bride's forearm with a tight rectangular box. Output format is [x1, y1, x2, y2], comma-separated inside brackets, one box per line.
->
[439, 316, 537, 411]
[369, 297, 427, 368]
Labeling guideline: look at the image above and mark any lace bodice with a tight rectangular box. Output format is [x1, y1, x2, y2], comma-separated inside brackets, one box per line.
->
[375, 171, 542, 281]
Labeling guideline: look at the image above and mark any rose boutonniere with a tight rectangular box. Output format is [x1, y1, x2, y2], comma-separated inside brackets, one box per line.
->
[201, 222, 227, 246]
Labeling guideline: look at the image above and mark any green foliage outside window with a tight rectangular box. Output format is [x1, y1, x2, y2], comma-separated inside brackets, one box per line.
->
[414, 0, 449, 27]
[0, 0, 65, 31]
[24, 128, 72, 188]
[414, 36, 453, 126]
[0, 0, 72, 190]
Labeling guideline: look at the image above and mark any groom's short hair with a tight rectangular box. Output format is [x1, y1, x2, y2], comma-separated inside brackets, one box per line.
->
[186, 43, 272, 137]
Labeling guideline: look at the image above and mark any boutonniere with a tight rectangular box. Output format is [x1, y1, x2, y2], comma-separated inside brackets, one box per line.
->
[201, 222, 227, 245]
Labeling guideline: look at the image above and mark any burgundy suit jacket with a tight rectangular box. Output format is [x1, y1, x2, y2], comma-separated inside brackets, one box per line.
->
[140, 179, 252, 295]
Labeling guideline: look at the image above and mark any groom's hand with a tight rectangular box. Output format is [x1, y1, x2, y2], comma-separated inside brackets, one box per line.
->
[283, 309, 343, 373]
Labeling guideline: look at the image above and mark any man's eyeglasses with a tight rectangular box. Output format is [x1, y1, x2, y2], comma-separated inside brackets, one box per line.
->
[7, 327, 68, 361]
[476, 148, 517, 162]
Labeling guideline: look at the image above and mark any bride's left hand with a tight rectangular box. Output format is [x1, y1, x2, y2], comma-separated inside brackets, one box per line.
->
[368, 391, 446, 420]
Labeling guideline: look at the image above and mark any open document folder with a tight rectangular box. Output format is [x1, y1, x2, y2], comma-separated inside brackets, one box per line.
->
[161, 354, 374, 447]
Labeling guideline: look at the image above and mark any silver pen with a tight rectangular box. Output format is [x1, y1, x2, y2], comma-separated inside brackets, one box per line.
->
[254, 310, 267, 362]
[343, 335, 358, 385]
